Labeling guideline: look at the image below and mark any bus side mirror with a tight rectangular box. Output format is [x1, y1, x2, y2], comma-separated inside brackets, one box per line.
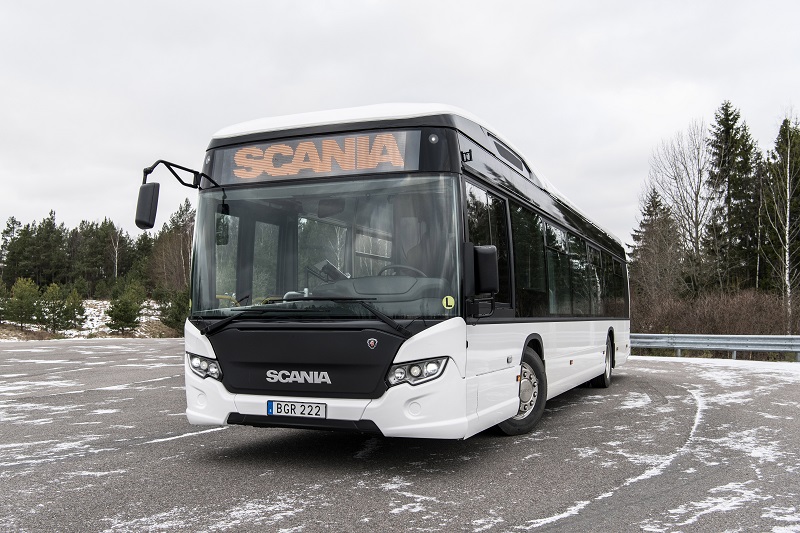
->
[135, 182, 160, 230]
[474, 245, 499, 295]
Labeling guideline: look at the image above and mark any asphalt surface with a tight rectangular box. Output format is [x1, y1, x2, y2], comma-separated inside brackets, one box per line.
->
[1, 338, 799, 532]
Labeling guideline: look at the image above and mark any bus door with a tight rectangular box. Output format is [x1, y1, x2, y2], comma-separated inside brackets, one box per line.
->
[464, 180, 519, 425]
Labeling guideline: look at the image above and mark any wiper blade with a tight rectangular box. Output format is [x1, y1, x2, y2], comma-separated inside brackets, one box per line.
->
[200, 306, 315, 336]
[199, 297, 413, 338]
[349, 299, 413, 339]
[278, 297, 412, 338]
[200, 309, 272, 337]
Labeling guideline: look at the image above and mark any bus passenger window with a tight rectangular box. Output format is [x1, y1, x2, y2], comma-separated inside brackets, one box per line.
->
[510, 203, 547, 317]
[545, 224, 572, 315]
[569, 234, 590, 316]
[588, 246, 603, 316]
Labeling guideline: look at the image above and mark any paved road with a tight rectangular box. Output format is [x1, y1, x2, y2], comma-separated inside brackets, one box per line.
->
[1, 339, 799, 532]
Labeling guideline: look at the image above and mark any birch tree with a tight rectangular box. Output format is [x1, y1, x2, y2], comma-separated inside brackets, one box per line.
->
[762, 116, 800, 333]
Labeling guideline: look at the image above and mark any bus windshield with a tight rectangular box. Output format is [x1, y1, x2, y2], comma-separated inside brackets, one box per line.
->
[191, 174, 461, 321]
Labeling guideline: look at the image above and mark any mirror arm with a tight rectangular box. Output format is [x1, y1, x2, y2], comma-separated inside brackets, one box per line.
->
[142, 160, 221, 190]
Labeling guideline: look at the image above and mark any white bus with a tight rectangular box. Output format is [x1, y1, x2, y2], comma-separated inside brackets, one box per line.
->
[136, 104, 630, 439]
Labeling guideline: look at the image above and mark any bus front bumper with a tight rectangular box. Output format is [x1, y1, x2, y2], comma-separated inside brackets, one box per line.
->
[185, 359, 469, 439]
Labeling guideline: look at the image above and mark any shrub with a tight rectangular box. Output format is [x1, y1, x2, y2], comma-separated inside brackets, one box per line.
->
[106, 283, 145, 334]
[0, 284, 7, 323]
[7, 278, 39, 331]
[158, 288, 190, 334]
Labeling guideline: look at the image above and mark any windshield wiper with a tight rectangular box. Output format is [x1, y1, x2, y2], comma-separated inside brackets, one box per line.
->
[346, 299, 413, 339]
[199, 297, 412, 338]
[199, 308, 284, 337]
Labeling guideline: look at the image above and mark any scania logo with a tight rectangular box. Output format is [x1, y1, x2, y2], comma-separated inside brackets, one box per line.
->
[367, 338, 378, 350]
[266, 370, 332, 384]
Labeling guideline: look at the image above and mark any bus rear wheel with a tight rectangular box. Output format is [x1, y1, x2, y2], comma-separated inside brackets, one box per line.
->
[497, 348, 547, 436]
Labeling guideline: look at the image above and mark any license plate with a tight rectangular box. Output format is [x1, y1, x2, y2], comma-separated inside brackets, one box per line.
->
[267, 400, 327, 419]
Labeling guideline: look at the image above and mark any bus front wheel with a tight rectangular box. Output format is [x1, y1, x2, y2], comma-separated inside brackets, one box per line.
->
[497, 348, 547, 436]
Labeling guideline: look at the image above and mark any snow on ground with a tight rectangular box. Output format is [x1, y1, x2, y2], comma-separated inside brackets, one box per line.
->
[0, 300, 170, 341]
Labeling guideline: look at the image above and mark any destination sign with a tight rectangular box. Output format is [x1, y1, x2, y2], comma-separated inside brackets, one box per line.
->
[214, 130, 421, 184]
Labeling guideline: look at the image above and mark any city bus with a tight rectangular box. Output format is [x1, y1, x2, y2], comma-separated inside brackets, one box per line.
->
[135, 104, 630, 439]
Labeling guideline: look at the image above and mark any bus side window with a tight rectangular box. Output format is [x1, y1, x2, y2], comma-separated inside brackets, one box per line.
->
[545, 224, 572, 315]
[587, 246, 603, 316]
[465, 181, 510, 305]
[601, 251, 614, 317]
[569, 234, 590, 316]
[510, 203, 547, 317]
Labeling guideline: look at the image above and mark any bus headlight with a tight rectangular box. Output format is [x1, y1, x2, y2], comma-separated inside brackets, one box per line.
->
[187, 352, 223, 381]
[386, 357, 447, 387]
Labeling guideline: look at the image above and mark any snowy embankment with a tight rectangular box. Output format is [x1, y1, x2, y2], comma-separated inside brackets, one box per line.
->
[0, 300, 170, 341]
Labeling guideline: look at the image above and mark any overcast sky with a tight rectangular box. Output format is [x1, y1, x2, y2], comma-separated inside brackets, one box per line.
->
[2, 1, 798, 248]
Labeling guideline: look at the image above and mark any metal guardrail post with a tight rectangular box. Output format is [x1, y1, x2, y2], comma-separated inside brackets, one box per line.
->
[676, 348, 681, 357]
[732, 350, 737, 360]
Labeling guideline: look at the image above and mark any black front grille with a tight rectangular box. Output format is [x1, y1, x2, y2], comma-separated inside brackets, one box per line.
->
[207, 323, 405, 399]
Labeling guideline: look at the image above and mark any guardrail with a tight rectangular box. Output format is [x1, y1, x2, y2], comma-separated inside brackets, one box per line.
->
[630, 334, 800, 362]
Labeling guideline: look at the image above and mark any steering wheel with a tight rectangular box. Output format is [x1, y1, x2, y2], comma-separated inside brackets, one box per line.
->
[377, 264, 427, 277]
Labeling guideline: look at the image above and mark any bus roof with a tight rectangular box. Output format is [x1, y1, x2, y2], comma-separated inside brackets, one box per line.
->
[213, 103, 505, 142]
[212, 104, 622, 247]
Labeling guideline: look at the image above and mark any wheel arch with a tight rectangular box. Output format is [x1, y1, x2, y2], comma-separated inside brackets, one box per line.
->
[606, 327, 616, 368]
[523, 333, 544, 366]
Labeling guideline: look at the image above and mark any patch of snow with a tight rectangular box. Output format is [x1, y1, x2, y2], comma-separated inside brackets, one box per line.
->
[0, 378, 81, 396]
[515, 501, 591, 530]
[762, 505, 800, 524]
[667, 482, 770, 527]
[142, 427, 227, 444]
[701, 427, 784, 463]
[620, 392, 652, 409]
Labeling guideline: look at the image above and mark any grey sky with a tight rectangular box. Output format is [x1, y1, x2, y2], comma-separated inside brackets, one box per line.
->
[2, 1, 798, 247]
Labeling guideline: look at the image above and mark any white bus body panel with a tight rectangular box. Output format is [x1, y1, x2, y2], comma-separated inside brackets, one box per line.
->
[184, 319, 474, 439]
[183, 317, 629, 439]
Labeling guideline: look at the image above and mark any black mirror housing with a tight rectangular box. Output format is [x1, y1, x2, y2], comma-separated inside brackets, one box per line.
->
[135, 182, 160, 230]
[474, 245, 499, 295]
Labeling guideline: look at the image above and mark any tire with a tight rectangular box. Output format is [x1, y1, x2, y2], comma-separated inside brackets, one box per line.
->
[497, 347, 547, 436]
[590, 336, 613, 388]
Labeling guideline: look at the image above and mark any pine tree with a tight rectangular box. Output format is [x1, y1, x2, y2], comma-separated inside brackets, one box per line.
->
[63, 288, 86, 330]
[705, 101, 760, 290]
[37, 283, 85, 333]
[0, 283, 8, 323]
[7, 278, 39, 331]
[39, 283, 65, 333]
[106, 280, 145, 334]
[629, 186, 683, 305]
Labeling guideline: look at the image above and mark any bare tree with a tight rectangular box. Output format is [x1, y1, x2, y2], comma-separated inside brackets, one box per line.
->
[648, 120, 713, 294]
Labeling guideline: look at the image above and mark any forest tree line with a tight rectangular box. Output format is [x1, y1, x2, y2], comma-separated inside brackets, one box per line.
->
[0, 199, 195, 334]
[629, 100, 800, 335]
